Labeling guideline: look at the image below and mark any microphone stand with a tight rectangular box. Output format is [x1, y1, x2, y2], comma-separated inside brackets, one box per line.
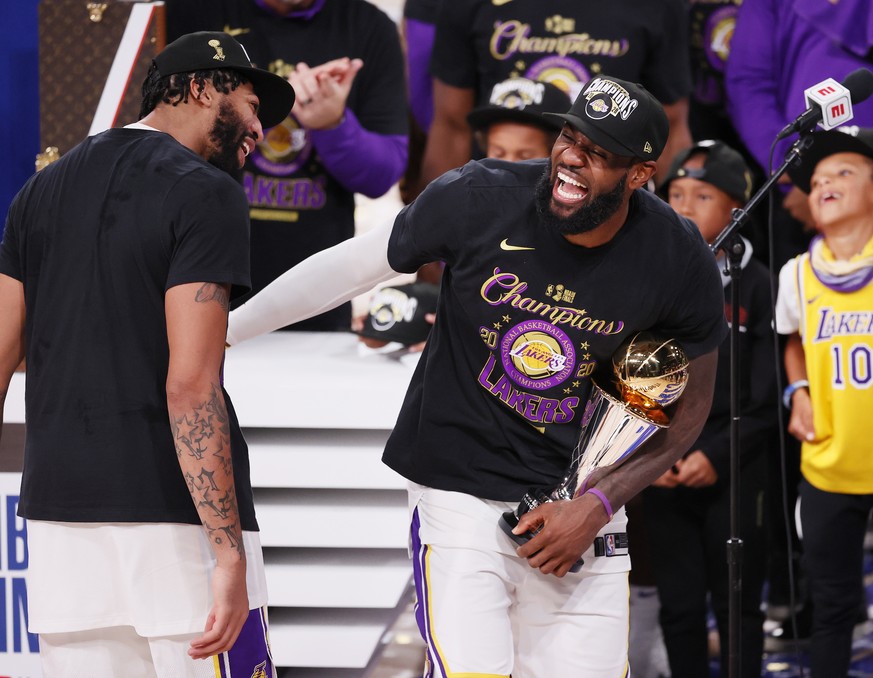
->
[710, 133, 814, 678]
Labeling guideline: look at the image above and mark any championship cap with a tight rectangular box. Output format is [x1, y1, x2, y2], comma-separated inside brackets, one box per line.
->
[356, 283, 439, 347]
[467, 78, 572, 134]
[787, 126, 873, 192]
[660, 140, 754, 203]
[153, 31, 295, 128]
[543, 75, 668, 160]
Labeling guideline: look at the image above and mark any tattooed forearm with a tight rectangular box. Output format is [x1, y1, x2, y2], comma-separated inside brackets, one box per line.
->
[194, 283, 229, 312]
[207, 523, 244, 553]
[170, 382, 244, 558]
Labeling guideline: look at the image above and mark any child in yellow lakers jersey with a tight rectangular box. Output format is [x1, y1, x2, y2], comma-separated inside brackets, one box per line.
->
[775, 126, 873, 678]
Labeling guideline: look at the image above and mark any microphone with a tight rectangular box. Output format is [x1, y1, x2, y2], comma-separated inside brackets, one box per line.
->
[775, 68, 873, 141]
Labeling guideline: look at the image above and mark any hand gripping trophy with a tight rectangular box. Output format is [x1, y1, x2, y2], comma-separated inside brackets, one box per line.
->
[499, 332, 689, 569]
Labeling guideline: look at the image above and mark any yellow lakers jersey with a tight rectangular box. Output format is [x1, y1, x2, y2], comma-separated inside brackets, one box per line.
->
[795, 252, 873, 493]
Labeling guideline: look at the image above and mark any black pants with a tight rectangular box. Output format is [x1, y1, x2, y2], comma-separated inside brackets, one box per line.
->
[799, 479, 873, 678]
[644, 473, 767, 678]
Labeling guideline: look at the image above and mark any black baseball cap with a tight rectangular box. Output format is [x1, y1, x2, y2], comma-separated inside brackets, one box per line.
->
[787, 126, 873, 192]
[467, 78, 572, 134]
[543, 75, 668, 160]
[660, 140, 753, 203]
[153, 31, 295, 128]
[357, 283, 439, 346]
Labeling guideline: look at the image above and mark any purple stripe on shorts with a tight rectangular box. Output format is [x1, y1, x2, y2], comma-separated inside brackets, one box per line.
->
[411, 507, 446, 678]
[221, 606, 273, 677]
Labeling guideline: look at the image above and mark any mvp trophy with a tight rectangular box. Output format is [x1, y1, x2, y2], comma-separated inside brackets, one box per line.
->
[499, 332, 689, 570]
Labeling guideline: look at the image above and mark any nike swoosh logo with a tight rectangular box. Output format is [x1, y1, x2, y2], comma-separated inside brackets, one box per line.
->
[492, 0, 514, 5]
[500, 238, 535, 251]
[223, 25, 251, 37]
[807, 294, 821, 304]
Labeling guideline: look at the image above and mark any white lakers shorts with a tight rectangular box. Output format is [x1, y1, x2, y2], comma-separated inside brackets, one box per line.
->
[408, 483, 631, 678]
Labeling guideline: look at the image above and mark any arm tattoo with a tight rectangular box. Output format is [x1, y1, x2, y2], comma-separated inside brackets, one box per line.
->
[194, 283, 229, 312]
[170, 383, 244, 557]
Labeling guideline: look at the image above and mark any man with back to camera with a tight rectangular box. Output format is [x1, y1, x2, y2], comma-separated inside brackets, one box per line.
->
[225, 75, 726, 675]
[0, 31, 293, 675]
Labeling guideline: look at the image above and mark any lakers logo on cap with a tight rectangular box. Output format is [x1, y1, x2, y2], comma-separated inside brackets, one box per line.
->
[208, 39, 226, 62]
[582, 77, 639, 122]
[489, 78, 545, 111]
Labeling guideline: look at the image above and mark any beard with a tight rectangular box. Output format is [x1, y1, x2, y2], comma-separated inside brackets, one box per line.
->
[206, 100, 249, 179]
[534, 161, 628, 236]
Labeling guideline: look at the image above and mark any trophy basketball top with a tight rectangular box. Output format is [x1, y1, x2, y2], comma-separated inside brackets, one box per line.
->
[612, 332, 689, 424]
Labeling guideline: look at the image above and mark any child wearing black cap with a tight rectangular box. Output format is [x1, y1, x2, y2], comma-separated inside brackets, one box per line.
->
[775, 126, 873, 678]
[467, 78, 571, 163]
[646, 140, 777, 678]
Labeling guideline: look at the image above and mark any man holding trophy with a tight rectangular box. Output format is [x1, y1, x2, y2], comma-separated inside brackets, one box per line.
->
[226, 76, 726, 676]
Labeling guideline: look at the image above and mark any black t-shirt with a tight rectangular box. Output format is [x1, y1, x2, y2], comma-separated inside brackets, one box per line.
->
[384, 158, 726, 501]
[167, 0, 408, 330]
[687, 0, 746, 144]
[431, 0, 691, 105]
[0, 129, 257, 529]
[404, 0, 442, 23]
[689, 0, 738, 111]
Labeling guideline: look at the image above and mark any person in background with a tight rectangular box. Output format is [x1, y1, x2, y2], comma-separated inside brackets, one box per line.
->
[166, 0, 409, 331]
[399, 0, 442, 205]
[775, 126, 873, 678]
[725, 0, 873, 272]
[646, 140, 776, 678]
[403, 0, 441, 136]
[467, 77, 571, 163]
[686, 0, 747, 151]
[0, 31, 293, 675]
[685, 0, 770, 262]
[413, 0, 694, 198]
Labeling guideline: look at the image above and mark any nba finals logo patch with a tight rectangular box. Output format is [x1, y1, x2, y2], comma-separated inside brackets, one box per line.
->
[582, 77, 639, 122]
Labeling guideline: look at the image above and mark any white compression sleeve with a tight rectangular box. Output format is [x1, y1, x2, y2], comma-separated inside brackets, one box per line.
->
[226, 221, 399, 346]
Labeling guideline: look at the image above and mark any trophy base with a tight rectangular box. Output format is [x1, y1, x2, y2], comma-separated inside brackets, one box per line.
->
[499, 510, 584, 573]
[499, 509, 531, 546]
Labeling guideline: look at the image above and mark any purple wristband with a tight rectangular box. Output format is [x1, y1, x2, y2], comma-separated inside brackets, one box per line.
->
[585, 488, 614, 520]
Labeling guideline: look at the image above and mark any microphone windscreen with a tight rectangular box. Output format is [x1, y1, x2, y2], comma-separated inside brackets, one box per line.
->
[842, 68, 873, 105]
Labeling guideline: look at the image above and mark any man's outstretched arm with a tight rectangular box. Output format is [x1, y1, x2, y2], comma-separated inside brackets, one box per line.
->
[227, 221, 399, 345]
